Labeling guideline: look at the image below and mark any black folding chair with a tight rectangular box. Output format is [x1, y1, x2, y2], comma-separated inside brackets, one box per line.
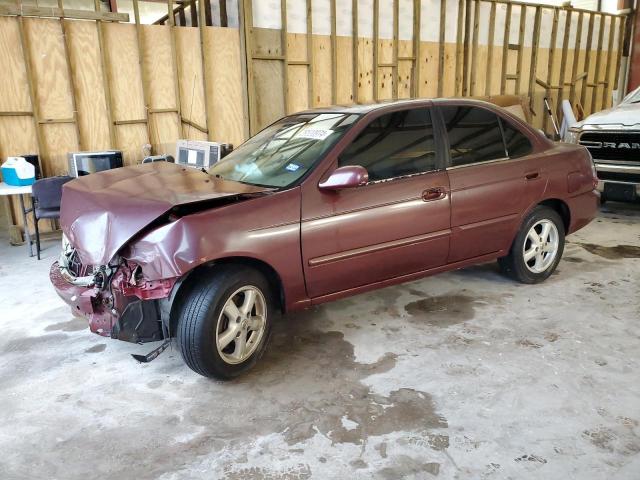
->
[31, 176, 73, 260]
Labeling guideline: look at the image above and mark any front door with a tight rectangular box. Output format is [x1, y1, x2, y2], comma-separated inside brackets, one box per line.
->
[301, 106, 451, 299]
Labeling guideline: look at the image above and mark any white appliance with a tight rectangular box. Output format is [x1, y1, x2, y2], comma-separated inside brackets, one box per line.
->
[176, 140, 225, 169]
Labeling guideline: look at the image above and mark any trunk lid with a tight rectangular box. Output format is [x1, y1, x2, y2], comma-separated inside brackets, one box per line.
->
[61, 162, 270, 266]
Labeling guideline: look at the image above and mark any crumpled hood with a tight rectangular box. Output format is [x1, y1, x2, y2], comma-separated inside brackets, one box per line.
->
[61, 162, 270, 266]
[578, 102, 640, 128]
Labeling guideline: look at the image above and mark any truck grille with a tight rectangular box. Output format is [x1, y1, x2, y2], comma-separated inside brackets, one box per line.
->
[579, 132, 640, 163]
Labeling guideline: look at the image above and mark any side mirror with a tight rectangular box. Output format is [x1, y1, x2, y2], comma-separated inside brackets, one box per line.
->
[318, 165, 369, 191]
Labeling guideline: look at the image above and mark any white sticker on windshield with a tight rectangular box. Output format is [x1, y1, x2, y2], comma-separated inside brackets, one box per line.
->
[298, 128, 333, 140]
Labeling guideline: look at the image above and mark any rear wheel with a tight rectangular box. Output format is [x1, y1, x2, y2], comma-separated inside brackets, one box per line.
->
[176, 265, 273, 379]
[498, 206, 565, 284]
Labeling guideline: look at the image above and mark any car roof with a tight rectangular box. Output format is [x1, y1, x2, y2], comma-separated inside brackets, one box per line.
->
[295, 98, 497, 115]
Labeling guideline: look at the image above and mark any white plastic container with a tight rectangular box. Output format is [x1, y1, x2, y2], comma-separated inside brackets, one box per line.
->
[1, 157, 36, 186]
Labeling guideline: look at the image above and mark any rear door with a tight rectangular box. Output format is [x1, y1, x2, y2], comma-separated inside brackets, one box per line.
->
[438, 104, 539, 263]
[300, 106, 451, 299]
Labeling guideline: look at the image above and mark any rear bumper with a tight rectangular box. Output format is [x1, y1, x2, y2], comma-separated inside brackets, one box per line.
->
[50, 262, 165, 343]
[566, 189, 600, 234]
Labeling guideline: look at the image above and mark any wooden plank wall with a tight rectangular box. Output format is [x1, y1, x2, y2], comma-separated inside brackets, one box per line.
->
[245, 0, 628, 134]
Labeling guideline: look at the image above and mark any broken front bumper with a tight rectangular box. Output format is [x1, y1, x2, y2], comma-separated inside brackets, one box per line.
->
[50, 262, 168, 343]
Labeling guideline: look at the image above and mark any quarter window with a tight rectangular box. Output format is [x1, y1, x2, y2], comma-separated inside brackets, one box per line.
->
[339, 108, 438, 181]
[441, 106, 507, 167]
[501, 119, 533, 158]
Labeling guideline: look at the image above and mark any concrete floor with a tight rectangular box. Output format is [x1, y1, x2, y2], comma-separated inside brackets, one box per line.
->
[1, 204, 639, 480]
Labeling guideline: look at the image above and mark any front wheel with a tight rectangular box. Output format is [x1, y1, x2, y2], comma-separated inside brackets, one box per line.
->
[498, 206, 565, 284]
[176, 265, 273, 379]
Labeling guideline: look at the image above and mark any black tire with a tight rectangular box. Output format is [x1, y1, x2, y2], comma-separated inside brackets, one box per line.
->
[176, 265, 274, 379]
[498, 206, 565, 284]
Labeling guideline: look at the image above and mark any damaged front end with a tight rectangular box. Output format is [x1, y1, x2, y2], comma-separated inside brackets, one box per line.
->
[51, 234, 177, 345]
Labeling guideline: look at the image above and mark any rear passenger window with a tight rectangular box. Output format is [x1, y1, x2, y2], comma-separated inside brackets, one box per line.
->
[339, 108, 438, 181]
[441, 106, 507, 167]
[501, 119, 533, 158]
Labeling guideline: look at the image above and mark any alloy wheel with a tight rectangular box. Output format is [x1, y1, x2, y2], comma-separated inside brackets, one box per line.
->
[522, 219, 560, 274]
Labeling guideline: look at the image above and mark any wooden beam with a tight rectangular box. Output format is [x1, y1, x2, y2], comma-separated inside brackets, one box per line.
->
[484, 0, 496, 96]
[219, 0, 228, 27]
[168, 0, 185, 138]
[412, 0, 421, 98]
[181, 117, 208, 134]
[469, 0, 480, 96]
[306, 0, 313, 108]
[556, 9, 572, 126]
[198, 0, 212, 138]
[94, 0, 116, 148]
[203, 0, 212, 26]
[280, 0, 289, 112]
[527, 6, 541, 112]
[437, 0, 447, 97]
[392, 0, 399, 100]
[500, 2, 512, 94]
[590, 14, 606, 113]
[579, 13, 595, 112]
[569, 12, 584, 106]
[543, 8, 559, 133]
[352, 0, 359, 103]
[133, 0, 153, 147]
[601, 16, 616, 109]
[612, 13, 626, 103]
[373, 0, 379, 102]
[455, 0, 465, 95]
[57, 0, 82, 150]
[0, 4, 129, 22]
[515, 5, 526, 94]
[237, 0, 250, 139]
[462, 0, 471, 96]
[331, 0, 337, 104]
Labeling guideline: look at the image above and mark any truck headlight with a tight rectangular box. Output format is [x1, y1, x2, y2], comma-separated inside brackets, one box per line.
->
[563, 128, 580, 144]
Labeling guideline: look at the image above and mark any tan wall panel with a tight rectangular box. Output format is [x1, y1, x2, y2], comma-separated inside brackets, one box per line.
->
[175, 27, 208, 138]
[357, 37, 374, 103]
[418, 42, 438, 98]
[312, 35, 332, 107]
[287, 65, 310, 113]
[0, 17, 31, 112]
[65, 19, 110, 151]
[115, 124, 148, 166]
[204, 27, 245, 147]
[142, 25, 177, 110]
[252, 59, 285, 131]
[42, 123, 78, 175]
[336, 36, 355, 104]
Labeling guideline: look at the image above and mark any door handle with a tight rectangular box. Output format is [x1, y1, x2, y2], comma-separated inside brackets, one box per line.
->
[525, 171, 540, 180]
[422, 187, 446, 202]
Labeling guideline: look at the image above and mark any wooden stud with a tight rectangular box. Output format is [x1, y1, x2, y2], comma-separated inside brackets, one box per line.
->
[93, 0, 116, 147]
[412, 0, 421, 98]
[132, 0, 153, 146]
[331, 0, 337, 104]
[569, 11, 583, 107]
[240, 0, 256, 134]
[373, 0, 379, 102]
[352, 0, 358, 103]
[203, 0, 212, 26]
[168, 0, 185, 138]
[500, 2, 512, 94]
[602, 17, 616, 109]
[16, 8, 46, 173]
[57, 0, 83, 150]
[515, 5, 526, 94]
[219, 0, 228, 27]
[306, 0, 313, 108]
[543, 8, 559, 133]
[437, 0, 446, 97]
[190, 0, 198, 27]
[484, 0, 496, 96]
[469, 0, 480, 96]
[590, 14, 605, 113]
[527, 6, 541, 113]
[392, 0, 399, 100]
[612, 15, 626, 104]
[198, 0, 213, 138]
[556, 9, 572, 125]
[462, 0, 471, 96]
[579, 13, 595, 112]
[237, 0, 250, 138]
[0, 4, 129, 22]
[280, 0, 289, 112]
[455, 0, 465, 96]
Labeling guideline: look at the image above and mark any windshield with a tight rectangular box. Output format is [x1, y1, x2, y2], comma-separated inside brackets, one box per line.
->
[209, 112, 360, 188]
[622, 87, 640, 104]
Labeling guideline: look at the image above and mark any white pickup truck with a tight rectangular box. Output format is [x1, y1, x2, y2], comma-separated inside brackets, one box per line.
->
[565, 86, 640, 203]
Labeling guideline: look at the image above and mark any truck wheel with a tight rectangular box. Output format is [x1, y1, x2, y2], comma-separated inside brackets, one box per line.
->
[176, 265, 273, 379]
[498, 206, 565, 284]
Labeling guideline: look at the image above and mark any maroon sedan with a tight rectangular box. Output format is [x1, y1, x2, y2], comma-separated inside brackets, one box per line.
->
[51, 99, 598, 378]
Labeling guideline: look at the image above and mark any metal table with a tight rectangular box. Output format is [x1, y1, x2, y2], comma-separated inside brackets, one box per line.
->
[0, 182, 34, 256]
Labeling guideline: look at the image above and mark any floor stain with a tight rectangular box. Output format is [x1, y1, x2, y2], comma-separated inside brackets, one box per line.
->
[45, 318, 87, 332]
[576, 243, 640, 260]
[84, 344, 106, 353]
[404, 294, 476, 327]
[3, 333, 68, 354]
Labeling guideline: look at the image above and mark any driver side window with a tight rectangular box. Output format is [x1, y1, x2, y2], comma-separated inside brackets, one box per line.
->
[338, 108, 438, 182]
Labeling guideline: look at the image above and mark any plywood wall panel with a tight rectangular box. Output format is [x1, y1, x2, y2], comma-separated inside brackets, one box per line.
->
[357, 37, 374, 103]
[42, 123, 78, 175]
[204, 27, 245, 147]
[65, 19, 111, 151]
[336, 36, 355, 104]
[253, 59, 285, 131]
[0, 17, 31, 112]
[142, 25, 177, 110]
[175, 27, 208, 138]
[312, 35, 332, 107]
[115, 124, 148, 166]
